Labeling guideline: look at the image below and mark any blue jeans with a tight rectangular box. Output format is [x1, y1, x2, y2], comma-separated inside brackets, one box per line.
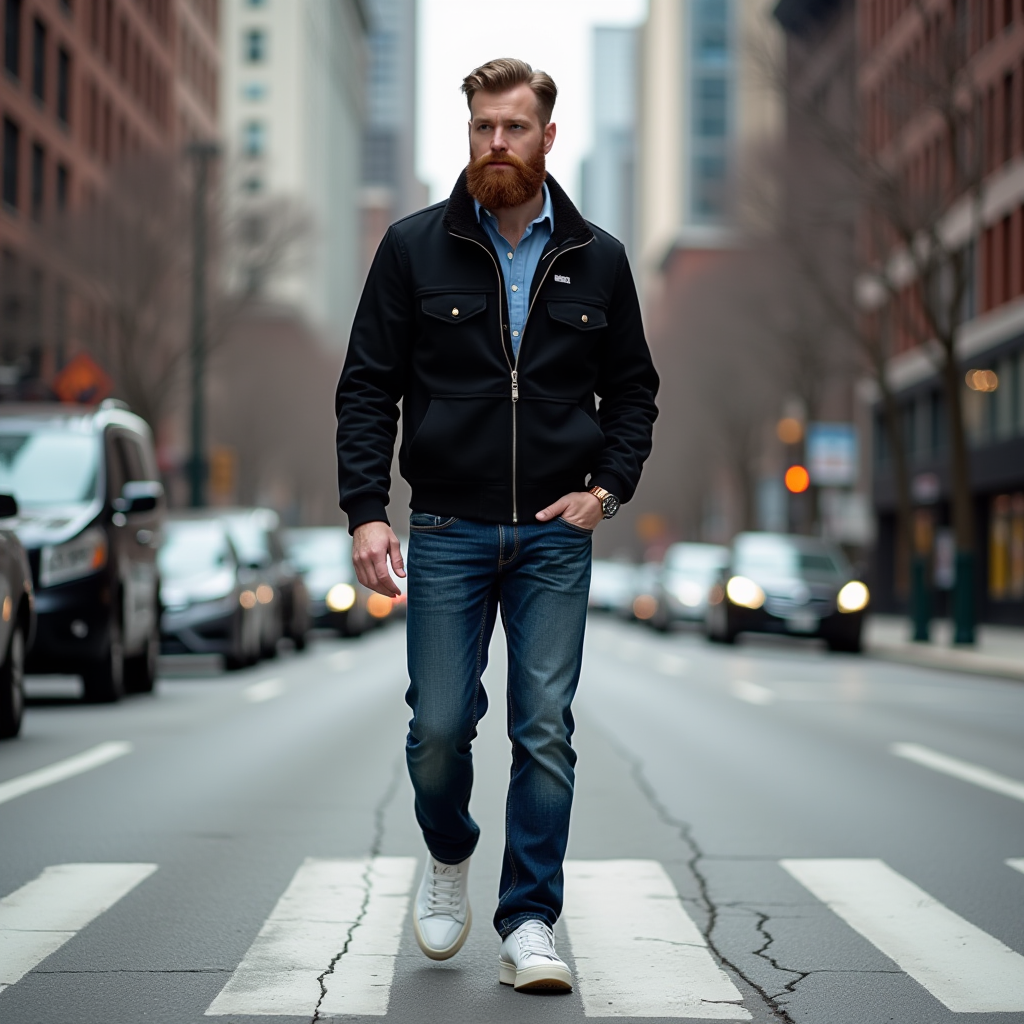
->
[405, 513, 592, 937]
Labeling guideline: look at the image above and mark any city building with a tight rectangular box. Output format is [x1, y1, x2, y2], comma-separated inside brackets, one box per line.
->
[1, 0, 212, 389]
[580, 25, 638, 260]
[359, 0, 425, 274]
[859, 0, 1024, 623]
[219, 0, 367, 349]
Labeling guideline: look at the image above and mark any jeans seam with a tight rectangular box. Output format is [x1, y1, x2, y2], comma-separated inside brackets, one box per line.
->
[470, 586, 493, 729]
[498, 525, 520, 567]
[555, 515, 594, 536]
[498, 608, 519, 908]
[409, 516, 460, 531]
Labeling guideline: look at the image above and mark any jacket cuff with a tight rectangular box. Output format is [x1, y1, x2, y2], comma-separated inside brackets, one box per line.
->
[344, 496, 391, 535]
[588, 472, 627, 502]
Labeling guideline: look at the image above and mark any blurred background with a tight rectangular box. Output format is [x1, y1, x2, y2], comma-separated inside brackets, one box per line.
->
[1, 0, 1023, 635]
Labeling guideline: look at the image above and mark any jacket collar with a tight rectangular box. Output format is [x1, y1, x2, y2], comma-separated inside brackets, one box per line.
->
[443, 169, 593, 252]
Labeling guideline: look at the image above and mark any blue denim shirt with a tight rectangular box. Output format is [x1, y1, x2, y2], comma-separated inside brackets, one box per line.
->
[474, 182, 554, 360]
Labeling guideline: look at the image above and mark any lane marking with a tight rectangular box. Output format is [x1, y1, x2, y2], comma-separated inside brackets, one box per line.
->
[0, 742, 133, 807]
[781, 858, 1024, 1013]
[730, 680, 775, 705]
[563, 859, 750, 1019]
[206, 856, 416, 1017]
[0, 863, 157, 989]
[891, 742, 1024, 804]
[245, 678, 286, 703]
[1007, 859, 1024, 876]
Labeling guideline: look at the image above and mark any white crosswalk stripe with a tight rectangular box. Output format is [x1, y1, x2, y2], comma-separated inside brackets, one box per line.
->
[0, 863, 157, 994]
[205, 856, 417, 1017]
[782, 858, 1024, 1013]
[563, 859, 751, 1019]
[1008, 859, 1024, 877]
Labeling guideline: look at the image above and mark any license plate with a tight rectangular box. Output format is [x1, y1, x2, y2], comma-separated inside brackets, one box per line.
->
[786, 612, 819, 633]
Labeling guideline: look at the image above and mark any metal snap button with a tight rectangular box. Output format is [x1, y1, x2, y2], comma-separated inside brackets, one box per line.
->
[581, 314, 589, 323]
[451, 308, 459, 316]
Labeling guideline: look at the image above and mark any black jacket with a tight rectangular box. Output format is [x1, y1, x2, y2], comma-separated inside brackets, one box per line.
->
[336, 172, 659, 532]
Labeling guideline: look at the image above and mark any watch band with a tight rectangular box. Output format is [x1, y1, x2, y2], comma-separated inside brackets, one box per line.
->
[588, 486, 611, 502]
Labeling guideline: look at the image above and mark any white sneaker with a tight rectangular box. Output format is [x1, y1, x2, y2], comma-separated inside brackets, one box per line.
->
[498, 919, 573, 992]
[412, 855, 472, 960]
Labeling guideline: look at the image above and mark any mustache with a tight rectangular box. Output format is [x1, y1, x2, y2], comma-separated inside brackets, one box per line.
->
[468, 150, 533, 173]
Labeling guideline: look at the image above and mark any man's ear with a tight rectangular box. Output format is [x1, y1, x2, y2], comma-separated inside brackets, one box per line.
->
[543, 121, 557, 155]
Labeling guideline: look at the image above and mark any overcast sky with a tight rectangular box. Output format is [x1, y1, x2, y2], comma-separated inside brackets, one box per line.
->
[416, 0, 648, 205]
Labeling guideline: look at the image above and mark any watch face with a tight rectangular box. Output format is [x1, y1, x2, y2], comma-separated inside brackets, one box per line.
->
[602, 495, 621, 518]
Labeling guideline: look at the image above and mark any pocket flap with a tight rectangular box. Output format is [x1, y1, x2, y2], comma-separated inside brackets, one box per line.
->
[547, 301, 608, 330]
[422, 294, 488, 323]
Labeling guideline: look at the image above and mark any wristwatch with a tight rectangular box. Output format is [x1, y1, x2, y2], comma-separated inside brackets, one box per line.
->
[588, 485, 621, 519]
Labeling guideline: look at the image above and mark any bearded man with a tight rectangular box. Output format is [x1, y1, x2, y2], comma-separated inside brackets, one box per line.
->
[335, 58, 658, 993]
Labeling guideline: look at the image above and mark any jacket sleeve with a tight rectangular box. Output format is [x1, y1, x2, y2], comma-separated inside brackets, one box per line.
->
[589, 246, 660, 503]
[336, 226, 414, 533]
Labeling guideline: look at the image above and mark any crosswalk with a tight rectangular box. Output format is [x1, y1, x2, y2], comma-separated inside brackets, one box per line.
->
[1, 856, 1023, 1016]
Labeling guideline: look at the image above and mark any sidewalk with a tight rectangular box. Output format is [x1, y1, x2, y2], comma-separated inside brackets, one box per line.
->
[866, 615, 1024, 682]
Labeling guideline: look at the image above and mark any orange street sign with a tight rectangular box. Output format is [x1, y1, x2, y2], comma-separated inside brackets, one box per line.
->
[53, 353, 114, 405]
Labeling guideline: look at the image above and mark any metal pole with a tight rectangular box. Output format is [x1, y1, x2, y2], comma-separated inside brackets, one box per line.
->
[187, 142, 218, 508]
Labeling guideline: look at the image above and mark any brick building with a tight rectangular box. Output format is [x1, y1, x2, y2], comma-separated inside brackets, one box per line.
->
[1, 0, 218, 392]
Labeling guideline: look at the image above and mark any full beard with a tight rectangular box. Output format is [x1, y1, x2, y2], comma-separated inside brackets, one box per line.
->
[465, 147, 547, 210]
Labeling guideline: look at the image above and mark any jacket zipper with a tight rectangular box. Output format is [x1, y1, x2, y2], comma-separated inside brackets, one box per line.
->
[449, 230, 594, 524]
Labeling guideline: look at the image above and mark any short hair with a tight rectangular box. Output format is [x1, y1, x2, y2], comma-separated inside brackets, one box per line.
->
[461, 58, 558, 125]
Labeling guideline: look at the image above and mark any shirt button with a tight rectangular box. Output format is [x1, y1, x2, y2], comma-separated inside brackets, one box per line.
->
[507, 252, 513, 260]
[512, 330, 519, 337]
[451, 308, 459, 316]
[582, 314, 589, 323]
[511, 285, 518, 292]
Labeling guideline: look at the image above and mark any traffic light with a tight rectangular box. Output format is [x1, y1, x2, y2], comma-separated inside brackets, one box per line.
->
[784, 465, 810, 494]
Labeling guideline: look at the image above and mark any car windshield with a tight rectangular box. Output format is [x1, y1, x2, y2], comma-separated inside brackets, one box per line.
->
[734, 539, 845, 579]
[285, 530, 350, 572]
[665, 545, 727, 573]
[224, 517, 271, 565]
[159, 523, 234, 579]
[0, 430, 100, 506]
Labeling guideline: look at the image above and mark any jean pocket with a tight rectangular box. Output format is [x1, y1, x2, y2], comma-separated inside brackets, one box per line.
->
[409, 512, 460, 531]
[556, 516, 594, 536]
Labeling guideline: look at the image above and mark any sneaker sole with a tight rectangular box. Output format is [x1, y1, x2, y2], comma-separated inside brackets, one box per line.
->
[413, 904, 472, 961]
[499, 960, 573, 992]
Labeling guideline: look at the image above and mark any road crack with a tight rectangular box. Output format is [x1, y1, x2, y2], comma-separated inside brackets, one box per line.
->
[309, 755, 403, 1024]
[601, 731, 803, 1024]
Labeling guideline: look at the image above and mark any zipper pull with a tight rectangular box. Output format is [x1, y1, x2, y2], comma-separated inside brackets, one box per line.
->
[511, 370, 519, 403]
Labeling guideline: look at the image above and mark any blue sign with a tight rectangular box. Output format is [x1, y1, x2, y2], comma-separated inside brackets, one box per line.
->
[806, 423, 857, 486]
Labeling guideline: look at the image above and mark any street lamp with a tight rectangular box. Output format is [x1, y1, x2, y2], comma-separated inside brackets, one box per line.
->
[185, 140, 220, 508]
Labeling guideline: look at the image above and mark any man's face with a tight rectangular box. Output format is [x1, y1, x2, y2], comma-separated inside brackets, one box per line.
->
[465, 84, 556, 210]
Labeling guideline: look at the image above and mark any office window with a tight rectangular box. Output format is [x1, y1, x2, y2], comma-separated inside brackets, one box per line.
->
[242, 119, 265, 156]
[57, 47, 69, 123]
[242, 80, 266, 101]
[694, 0, 729, 62]
[30, 142, 42, 220]
[246, 0, 266, 6]
[31, 17, 45, 101]
[2, 117, 19, 210]
[244, 28, 266, 63]
[695, 76, 728, 137]
[692, 154, 726, 217]
[4, 0, 22, 78]
[56, 161, 68, 211]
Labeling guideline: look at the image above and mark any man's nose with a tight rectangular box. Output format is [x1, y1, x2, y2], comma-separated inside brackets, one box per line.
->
[490, 129, 508, 152]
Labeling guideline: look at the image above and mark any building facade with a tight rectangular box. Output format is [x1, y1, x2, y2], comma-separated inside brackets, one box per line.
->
[580, 26, 638, 260]
[219, 0, 367, 349]
[860, 0, 1024, 622]
[1, 0, 214, 391]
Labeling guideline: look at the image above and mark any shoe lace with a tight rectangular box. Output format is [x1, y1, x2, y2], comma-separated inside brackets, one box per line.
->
[516, 919, 559, 959]
[426, 866, 462, 915]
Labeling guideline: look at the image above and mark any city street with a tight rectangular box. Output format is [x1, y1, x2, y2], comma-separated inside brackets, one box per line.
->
[2, 616, 1023, 1024]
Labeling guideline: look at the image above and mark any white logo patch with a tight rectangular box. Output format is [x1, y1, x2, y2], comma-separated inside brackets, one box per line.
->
[554, 274, 571, 284]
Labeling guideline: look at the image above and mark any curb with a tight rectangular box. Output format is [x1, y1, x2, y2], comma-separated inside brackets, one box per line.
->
[867, 643, 1024, 683]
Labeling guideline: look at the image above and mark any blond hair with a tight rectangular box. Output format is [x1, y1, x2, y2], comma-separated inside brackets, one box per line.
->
[461, 58, 558, 124]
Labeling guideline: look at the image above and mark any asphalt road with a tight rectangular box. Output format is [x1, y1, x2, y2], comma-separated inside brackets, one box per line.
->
[2, 615, 1023, 1024]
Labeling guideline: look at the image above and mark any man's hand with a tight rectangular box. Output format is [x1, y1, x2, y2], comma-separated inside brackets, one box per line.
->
[535, 491, 603, 531]
[352, 521, 406, 597]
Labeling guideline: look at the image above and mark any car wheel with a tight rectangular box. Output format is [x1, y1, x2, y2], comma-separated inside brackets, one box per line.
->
[82, 617, 126, 703]
[124, 626, 159, 694]
[0, 625, 26, 740]
[292, 629, 308, 652]
[827, 632, 862, 654]
[225, 610, 249, 671]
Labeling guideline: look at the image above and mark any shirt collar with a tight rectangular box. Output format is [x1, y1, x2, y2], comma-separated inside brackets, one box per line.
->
[474, 180, 554, 233]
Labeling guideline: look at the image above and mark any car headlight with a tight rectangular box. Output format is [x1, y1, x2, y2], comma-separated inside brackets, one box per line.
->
[672, 580, 706, 607]
[837, 581, 869, 613]
[726, 575, 765, 610]
[39, 526, 108, 588]
[326, 583, 356, 612]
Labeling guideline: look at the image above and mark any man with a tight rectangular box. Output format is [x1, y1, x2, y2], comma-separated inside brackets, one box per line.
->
[335, 58, 658, 992]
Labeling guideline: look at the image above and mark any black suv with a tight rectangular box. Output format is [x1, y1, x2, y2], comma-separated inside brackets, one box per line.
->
[0, 402, 164, 701]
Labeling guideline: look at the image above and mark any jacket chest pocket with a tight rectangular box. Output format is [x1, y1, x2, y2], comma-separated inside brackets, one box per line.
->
[421, 293, 488, 325]
[546, 301, 608, 333]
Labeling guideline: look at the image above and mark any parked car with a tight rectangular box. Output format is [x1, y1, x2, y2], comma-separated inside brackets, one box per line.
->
[283, 527, 374, 637]
[650, 542, 729, 630]
[705, 532, 869, 652]
[588, 559, 636, 615]
[0, 402, 163, 702]
[217, 508, 310, 656]
[0, 495, 36, 739]
[158, 516, 261, 669]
